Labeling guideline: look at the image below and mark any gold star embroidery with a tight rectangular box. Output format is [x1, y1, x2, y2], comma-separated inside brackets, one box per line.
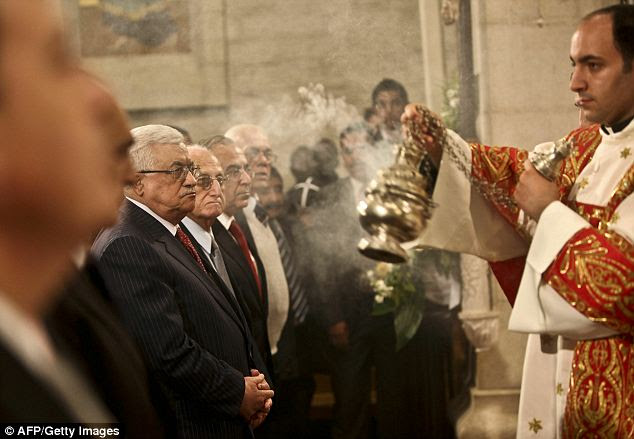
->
[556, 383, 564, 396]
[621, 147, 631, 159]
[528, 418, 543, 434]
[610, 212, 620, 225]
[578, 177, 589, 190]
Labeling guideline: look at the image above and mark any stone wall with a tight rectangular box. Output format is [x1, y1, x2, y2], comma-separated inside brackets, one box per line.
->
[474, 0, 613, 148]
[70, 0, 427, 159]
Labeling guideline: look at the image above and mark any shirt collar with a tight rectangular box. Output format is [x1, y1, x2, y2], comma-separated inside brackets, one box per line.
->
[182, 217, 212, 254]
[601, 115, 634, 135]
[218, 213, 234, 230]
[0, 292, 57, 375]
[126, 197, 179, 236]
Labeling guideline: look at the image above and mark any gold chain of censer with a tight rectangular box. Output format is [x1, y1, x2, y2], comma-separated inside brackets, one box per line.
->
[407, 104, 519, 211]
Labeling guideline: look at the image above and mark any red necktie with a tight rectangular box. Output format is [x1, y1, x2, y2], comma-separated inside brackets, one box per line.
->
[228, 221, 263, 301]
[176, 227, 207, 273]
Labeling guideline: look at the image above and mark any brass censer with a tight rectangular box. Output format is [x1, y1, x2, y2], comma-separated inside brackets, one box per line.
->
[357, 103, 574, 263]
[357, 105, 440, 263]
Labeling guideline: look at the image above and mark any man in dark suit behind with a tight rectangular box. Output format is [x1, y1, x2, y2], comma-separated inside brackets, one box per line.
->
[92, 125, 273, 438]
[198, 136, 274, 378]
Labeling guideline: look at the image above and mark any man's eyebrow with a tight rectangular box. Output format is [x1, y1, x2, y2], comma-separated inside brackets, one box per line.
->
[573, 54, 604, 64]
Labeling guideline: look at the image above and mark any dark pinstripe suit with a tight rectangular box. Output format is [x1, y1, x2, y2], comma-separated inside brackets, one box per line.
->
[211, 220, 273, 379]
[92, 200, 264, 438]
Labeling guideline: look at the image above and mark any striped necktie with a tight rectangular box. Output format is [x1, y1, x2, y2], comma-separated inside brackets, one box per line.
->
[269, 219, 309, 325]
[176, 227, 207, 273]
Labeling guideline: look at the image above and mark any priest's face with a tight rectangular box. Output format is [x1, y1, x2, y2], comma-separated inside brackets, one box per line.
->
[570, 14, 634, 126]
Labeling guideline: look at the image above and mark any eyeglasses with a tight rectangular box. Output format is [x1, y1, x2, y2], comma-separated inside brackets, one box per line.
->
[225, 164, 252, 181]
[196, 174, 227, 189]
[244, 147, 278, 163]
[138, 164, 200, 181]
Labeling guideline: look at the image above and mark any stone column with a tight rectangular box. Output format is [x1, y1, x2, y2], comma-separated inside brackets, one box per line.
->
[457, 254, 526, 438]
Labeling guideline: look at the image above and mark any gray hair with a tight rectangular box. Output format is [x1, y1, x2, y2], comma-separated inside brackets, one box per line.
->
[129, 125, 185, 171]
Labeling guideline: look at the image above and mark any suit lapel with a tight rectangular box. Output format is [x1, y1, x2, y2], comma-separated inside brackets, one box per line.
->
[163, 236, 250, 335]
[180, 223, 251, 331]
[213, 222, 258, 292]
[124, 201, 248, 335]
[213, 221, 269, 318]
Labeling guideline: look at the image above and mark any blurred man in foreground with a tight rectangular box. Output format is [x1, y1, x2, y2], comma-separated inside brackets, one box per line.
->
[0, 0, 140, 422]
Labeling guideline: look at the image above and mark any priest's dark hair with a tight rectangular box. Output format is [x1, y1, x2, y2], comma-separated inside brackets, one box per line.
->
[584, 4, 634, 72]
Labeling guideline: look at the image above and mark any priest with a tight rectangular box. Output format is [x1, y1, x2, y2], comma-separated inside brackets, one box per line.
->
[404, 5, 634, 438]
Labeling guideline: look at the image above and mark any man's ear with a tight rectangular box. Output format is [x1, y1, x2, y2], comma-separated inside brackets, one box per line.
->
[133, 176, 144, 197]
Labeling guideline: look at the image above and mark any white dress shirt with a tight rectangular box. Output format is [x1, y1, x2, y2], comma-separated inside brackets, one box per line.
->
[182, 217, 215, 266]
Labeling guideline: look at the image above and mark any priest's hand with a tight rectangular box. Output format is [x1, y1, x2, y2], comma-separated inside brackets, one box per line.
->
[401, 103, 443, 167]
[514, 160, 560, 220]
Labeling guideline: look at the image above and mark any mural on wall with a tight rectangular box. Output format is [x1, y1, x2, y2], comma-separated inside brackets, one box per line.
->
[79, 0, 191, 57]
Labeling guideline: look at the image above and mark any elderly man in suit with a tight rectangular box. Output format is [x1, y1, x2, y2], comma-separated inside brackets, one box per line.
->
[180, 144, 254, 349]
[198, 136, 274, 378]
[225, 125, 303, 438]
[223, 125, 291, 363]
[223, 125, 295, 365]
[180, 145, 230, 284]
[92, 125, 273, 438]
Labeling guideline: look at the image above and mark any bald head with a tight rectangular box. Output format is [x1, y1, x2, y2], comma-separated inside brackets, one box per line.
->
[225, 124, 274, 183]
[225, 124, 269, 148]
